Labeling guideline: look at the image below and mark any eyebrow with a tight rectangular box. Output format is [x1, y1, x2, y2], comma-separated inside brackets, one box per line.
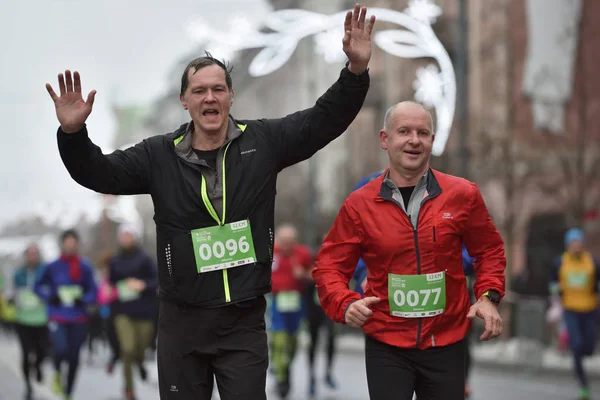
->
[397, 125, 430, 132]
[190, 84, 226, 90]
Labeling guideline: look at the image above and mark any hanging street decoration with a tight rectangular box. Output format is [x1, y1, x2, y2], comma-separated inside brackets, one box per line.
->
[186, 0, 455, 156]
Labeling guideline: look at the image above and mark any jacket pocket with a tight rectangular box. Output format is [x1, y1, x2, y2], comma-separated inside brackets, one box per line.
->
[432, 218, 460, 253]
[432, 218, 464, 278]
[168, 233, 223, 302]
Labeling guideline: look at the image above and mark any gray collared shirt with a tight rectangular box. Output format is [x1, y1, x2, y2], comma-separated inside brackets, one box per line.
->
[383, 170, 429, 228]
[173, 116, 244, 221]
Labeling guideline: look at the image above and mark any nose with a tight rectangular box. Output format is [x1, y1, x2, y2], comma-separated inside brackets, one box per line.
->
[407, 130, 420, 144]
[204, 90, 216, 102]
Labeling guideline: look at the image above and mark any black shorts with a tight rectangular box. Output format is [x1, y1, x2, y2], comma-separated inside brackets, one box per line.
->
[365, 335, 465, 400]
[157, 296, 268, 400]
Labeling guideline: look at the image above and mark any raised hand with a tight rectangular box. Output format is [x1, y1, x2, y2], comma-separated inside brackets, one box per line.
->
[46, 70, 96, 133]
[342, 3, 376, 74]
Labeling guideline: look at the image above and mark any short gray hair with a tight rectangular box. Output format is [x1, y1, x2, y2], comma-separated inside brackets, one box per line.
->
[383, 101, 434, 132]
[383, 104, 398, 131]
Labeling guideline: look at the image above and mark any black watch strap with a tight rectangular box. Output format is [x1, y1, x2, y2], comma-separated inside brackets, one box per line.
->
[482, 290, 501, 305]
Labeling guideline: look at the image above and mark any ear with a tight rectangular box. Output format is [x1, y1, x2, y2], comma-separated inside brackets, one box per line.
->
[180, 93, 188, 110]
[380, 129, 389, 150]
[230, 89, 235, 107]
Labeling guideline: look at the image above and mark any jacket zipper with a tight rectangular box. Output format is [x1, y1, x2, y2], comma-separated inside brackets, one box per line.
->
[382, 191, 440, 349]
[411, 216, 422, 349]
[268, 228, 274, 262]
[175, 123, 247, 304]
[199, 142, 233, 302]
[165, 244, 173, 277]
[412, 192, 441, 348]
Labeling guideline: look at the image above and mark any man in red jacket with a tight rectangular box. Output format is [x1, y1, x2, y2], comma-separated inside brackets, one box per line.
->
[269, 224, 313, 398]
[312, 101, 506, 400]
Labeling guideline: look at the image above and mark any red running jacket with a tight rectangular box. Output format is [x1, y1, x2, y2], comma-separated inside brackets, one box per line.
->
[312, 169, 506, 349]
[271, 244, 314, 294]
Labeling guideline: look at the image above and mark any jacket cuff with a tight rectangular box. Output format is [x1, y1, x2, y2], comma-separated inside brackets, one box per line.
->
[57, 124, 89, 144]
[341, 63, 370, 86]
[476, 288, 503, 302]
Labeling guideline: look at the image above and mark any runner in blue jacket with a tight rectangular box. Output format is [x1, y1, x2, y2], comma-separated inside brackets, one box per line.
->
[34, 229, 97, 400]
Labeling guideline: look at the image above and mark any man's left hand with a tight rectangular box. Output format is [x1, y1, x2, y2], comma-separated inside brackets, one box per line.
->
[467, 296, 502, 341]
[342, 3, 376, 74]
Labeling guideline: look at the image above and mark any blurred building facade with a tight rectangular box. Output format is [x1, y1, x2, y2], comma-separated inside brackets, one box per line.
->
[466, 0, 600, 296]
[106, 0, 599, 299]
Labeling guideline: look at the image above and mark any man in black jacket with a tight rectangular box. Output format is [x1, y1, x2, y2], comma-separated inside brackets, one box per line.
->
[46, 4, 375, 399]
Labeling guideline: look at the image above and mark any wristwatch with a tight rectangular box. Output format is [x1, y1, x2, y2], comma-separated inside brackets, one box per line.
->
[481, 290, 501, 305]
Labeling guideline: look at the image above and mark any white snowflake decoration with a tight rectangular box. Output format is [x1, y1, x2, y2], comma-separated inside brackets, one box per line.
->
[226, 16, 257, 47]
[405, 0, 443, 25]
[186, 4, 456, 156]
[413, 64, 443, 108]
[313, 27, 347, 64]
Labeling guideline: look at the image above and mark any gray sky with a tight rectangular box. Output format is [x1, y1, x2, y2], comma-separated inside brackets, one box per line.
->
[0, 0, 270, 227]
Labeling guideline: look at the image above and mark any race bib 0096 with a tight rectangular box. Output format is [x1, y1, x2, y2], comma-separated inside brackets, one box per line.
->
[192, 220, 257, 273]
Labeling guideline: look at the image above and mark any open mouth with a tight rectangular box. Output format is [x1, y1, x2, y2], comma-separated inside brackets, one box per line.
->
[404, 150, 421, 156]
[202, 109, 219, 117]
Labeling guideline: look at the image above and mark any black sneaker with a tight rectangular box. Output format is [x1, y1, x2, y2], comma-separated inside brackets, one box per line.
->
[138, 363, 148, 382]
[325, 373, 337, 389]
[309, 376, 316, 397]
[277, 381, 290, 399]
[35, 365, 43, 383]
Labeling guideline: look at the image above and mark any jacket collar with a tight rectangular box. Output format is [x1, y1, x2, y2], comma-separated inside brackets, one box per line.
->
[172, 115, 246, 162]
[377, 167, 442, 201]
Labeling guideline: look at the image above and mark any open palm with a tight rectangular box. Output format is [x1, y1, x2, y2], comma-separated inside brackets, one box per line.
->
[342, 3, 376, 74]
[46, 70, 96, 133]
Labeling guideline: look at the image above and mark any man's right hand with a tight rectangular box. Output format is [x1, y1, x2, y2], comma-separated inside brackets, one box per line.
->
[345, 296, 380, 328]
[46, 70, 96, 133]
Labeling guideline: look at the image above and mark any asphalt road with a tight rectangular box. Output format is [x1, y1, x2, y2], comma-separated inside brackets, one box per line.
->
[0, 333, 596, 400]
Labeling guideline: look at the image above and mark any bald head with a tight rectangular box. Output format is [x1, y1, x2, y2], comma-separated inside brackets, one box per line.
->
[383, 101, 434, 133]
[276, 224, 297, 254]
[379, 101, 435, 180]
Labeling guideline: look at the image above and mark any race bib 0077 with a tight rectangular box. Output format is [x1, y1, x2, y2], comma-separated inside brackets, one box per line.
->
[388, 272, 446, 318]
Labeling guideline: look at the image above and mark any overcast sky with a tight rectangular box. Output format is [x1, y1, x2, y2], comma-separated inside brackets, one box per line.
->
[0, 0, 271, 227]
